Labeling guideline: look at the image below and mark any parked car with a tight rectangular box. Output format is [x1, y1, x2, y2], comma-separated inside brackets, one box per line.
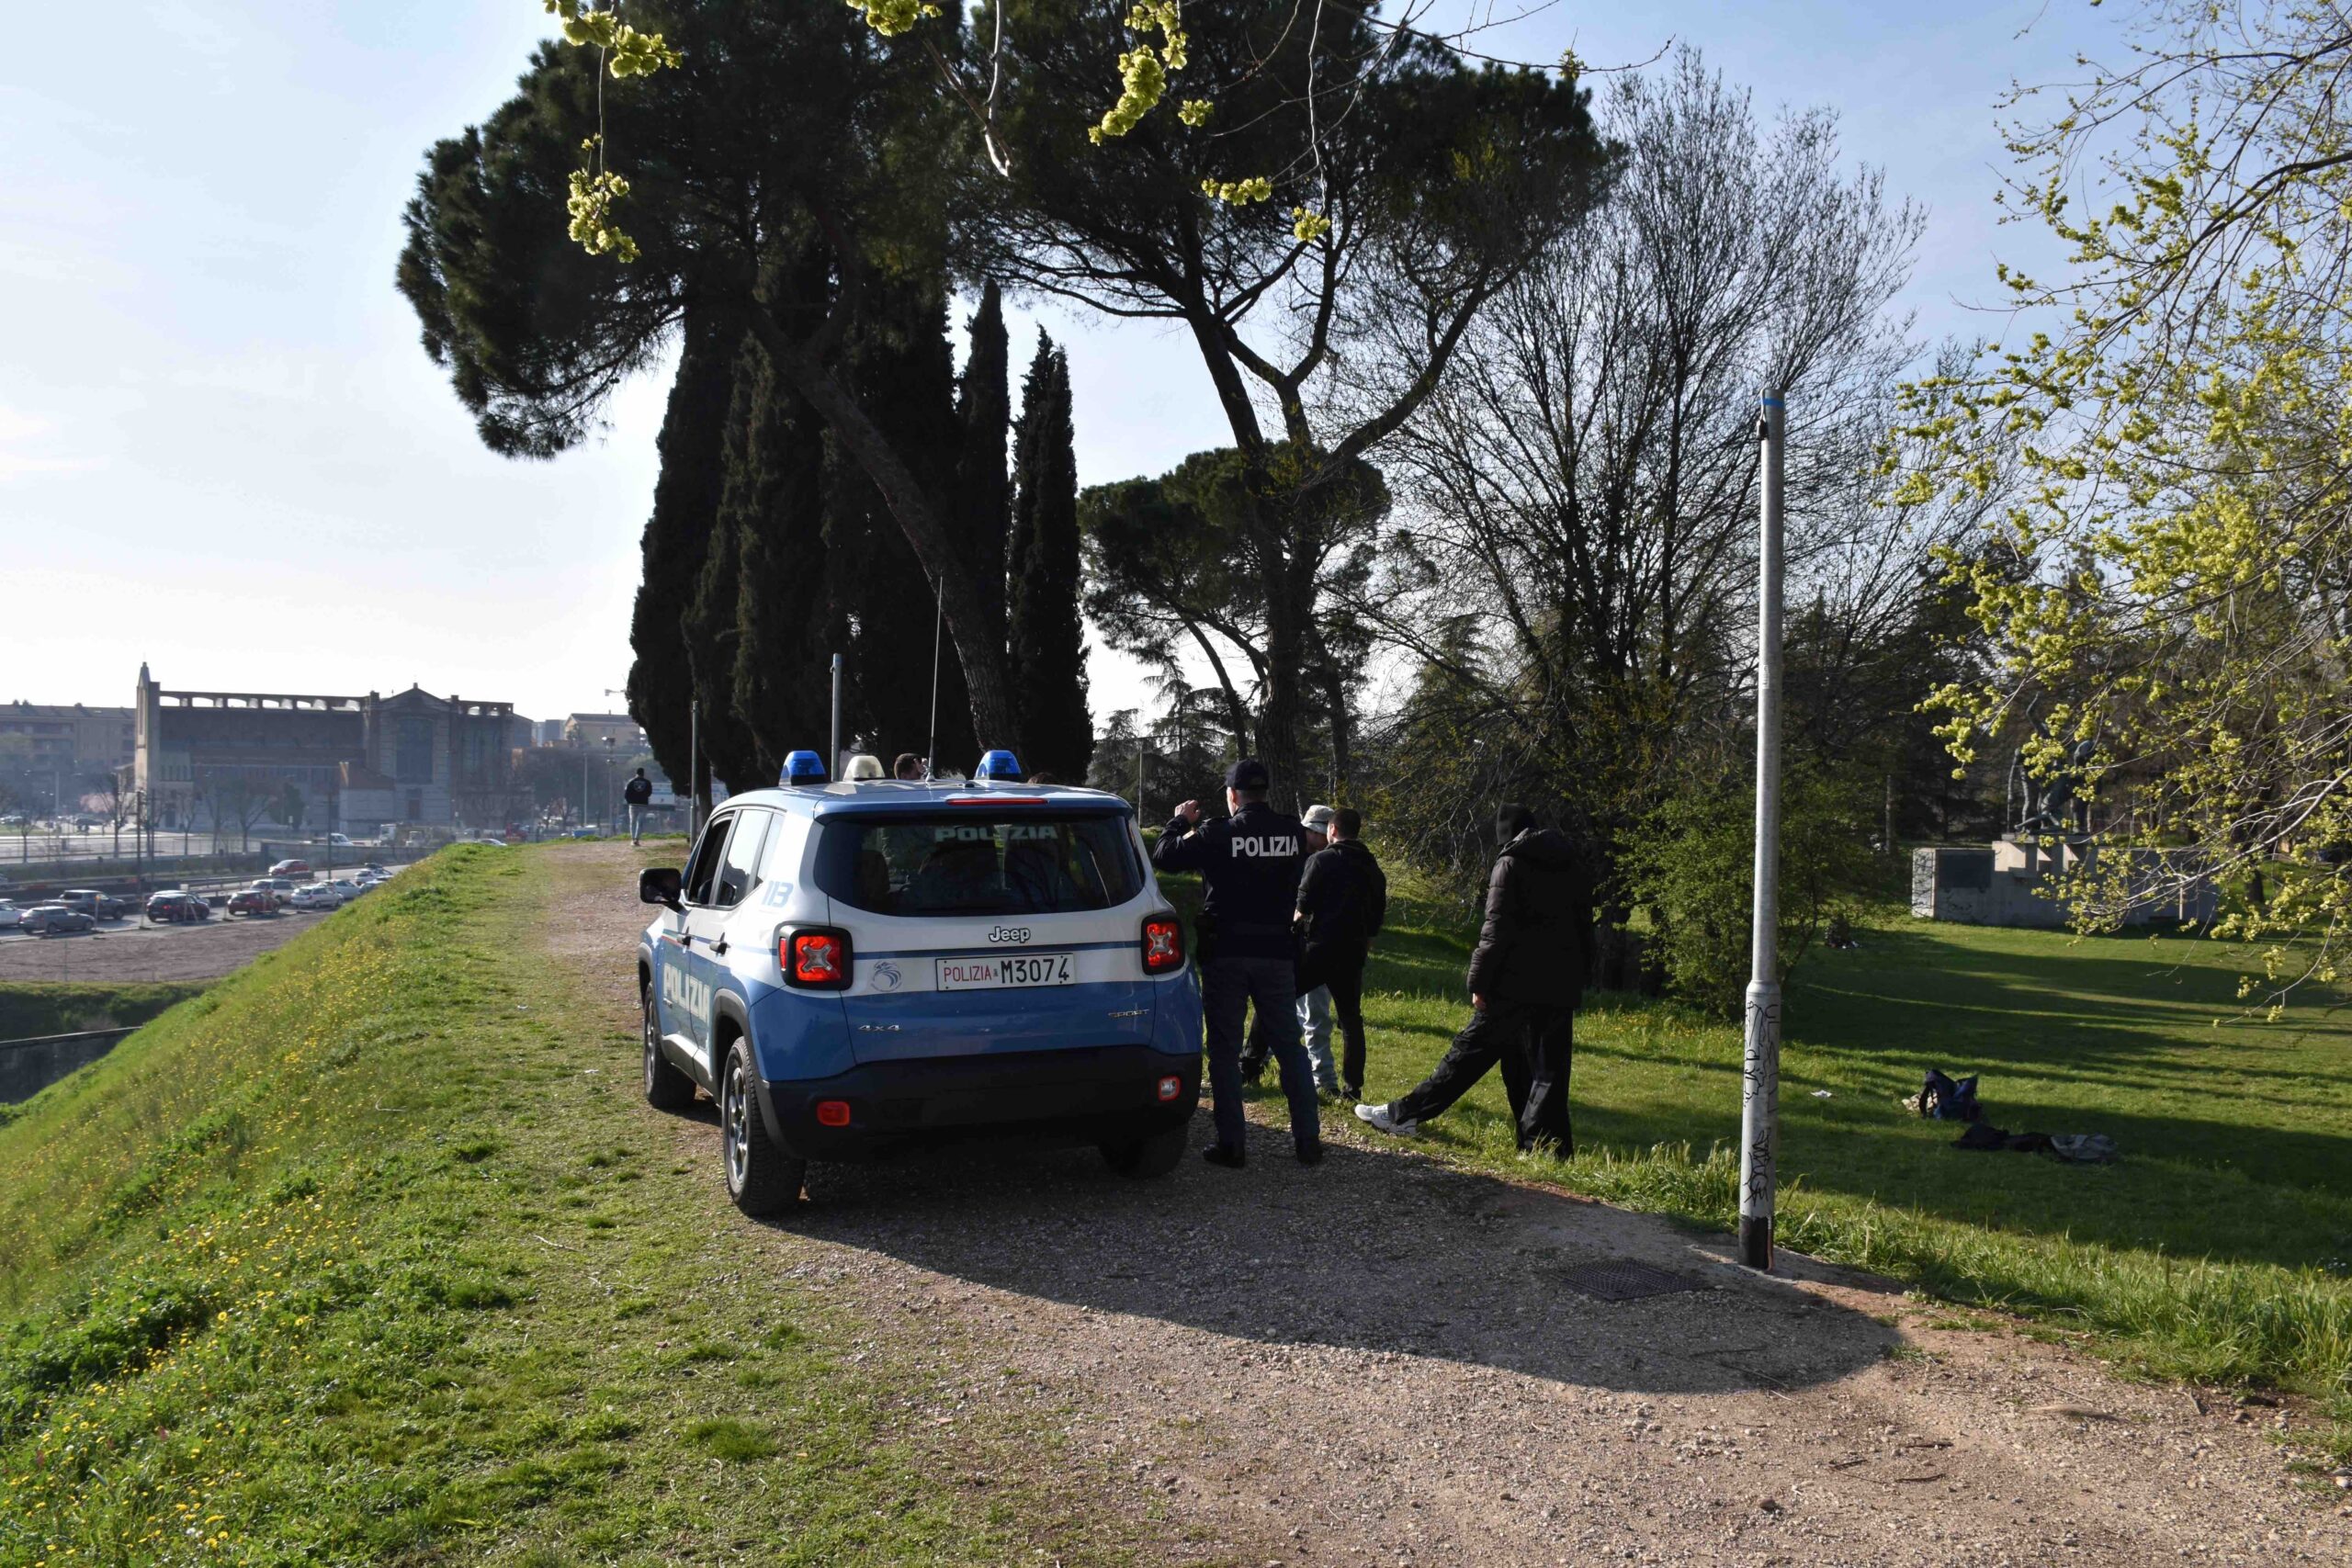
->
[286, 885, 342, 911]
[0, 901, 24, 931]
[250, 876, 298, 897]
[326, 877, 368, 900]
[226, 889, 279, 917]
[21, 903, 97, 935]
[146, 890, 212, 922]
[635, 768, 1200, 1216]
[59, 888, 133, 919]
[269, 858, 311, 878]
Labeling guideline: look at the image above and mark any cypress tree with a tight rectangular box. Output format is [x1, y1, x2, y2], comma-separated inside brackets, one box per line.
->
[955, 282, 1011, 686]
[1007, 337, 1092, 780]
[626, 310, 736, 799]
[827, 277, 978, 770]
[725, 328, 835, 780]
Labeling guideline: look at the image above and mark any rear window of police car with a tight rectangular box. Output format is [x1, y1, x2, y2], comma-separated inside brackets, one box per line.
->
[816, 812, 1143, 917]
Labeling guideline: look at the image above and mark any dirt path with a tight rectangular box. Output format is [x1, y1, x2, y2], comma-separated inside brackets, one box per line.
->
[546, 844, 2348, 1566]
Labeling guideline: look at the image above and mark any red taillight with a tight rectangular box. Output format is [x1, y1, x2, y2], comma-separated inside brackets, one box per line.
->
[1141, 914, 1184, 975]
[781, 927, 851, 988]
[815, 1100, 852, 1127]
[1156, 1075, 1182, 1103]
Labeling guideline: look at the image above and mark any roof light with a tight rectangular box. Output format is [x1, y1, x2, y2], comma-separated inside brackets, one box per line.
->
[781, 749, 828, 786]
[974, 748, 1023, 781]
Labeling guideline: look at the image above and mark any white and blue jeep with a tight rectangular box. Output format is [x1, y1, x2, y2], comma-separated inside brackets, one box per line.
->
[636, 773, 1202, 1213]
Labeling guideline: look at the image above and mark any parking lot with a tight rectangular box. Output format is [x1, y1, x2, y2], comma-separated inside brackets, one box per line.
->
[0, 906, 339, 983]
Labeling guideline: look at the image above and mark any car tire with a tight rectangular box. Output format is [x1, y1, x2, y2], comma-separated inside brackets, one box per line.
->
[719, 1037, 804, 1217]
[1100, 1122, 1189, 1179]
[642, 987, 695, 1111]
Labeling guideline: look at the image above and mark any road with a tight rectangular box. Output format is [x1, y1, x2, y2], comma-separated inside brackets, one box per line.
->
[543, 842, 2350, 1566]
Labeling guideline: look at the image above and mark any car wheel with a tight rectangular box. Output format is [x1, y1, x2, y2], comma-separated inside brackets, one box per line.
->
[642, 987, 695, 1111]
[718, 1037, 803, 1217]
[1100, 1122, 1189, 1178]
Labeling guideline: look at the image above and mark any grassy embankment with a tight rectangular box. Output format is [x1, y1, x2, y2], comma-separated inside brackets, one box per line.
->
[1159, 867, 2352, 1457]
[0, 845, 1124, 1567]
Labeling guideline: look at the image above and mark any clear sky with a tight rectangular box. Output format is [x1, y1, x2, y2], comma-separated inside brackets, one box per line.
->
[3, 1, 2113, 732]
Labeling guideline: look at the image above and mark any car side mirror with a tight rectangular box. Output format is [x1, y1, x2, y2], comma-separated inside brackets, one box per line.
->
[639, 866, 684, 911]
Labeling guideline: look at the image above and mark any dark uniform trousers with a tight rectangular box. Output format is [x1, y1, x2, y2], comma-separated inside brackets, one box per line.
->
[1202, 953, 1321, 1153]
[1389, 998, 1574, 1154]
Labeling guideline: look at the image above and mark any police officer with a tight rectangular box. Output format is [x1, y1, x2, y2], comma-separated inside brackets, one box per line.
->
[1152, 758, 1322, 1167]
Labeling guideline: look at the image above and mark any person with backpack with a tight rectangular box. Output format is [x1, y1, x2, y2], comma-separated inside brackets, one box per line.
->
[1293, 807, 1386, 1101]
[1356, 804, 1591, 1155]
[622, 768, 654, 844]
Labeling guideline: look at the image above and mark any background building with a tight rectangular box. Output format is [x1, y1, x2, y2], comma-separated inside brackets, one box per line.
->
[132, 664, 525, 833]
[0, 702, 134, 773]
[562, 712, 647, 750]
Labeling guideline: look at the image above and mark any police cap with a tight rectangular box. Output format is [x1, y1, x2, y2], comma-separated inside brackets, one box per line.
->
[1225, 757, 1271, 792]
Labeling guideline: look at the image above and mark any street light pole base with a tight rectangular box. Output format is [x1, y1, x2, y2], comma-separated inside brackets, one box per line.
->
[1738, 1216, 1774, 1271]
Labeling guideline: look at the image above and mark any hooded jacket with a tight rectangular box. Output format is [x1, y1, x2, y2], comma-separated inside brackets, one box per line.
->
[1466, 828, 1596, 1007]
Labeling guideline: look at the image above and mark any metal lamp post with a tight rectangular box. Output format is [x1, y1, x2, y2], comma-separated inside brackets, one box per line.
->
[1739, 391, 1787, 1271]
[830, 653, 844, 777]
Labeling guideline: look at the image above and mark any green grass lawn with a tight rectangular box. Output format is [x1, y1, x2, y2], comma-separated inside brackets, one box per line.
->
[0, 846, 1126, 1566]
[1163, 869, 2352, 1451]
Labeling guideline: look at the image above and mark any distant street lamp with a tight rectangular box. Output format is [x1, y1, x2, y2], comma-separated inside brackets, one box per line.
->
[603, 735, 616, 835]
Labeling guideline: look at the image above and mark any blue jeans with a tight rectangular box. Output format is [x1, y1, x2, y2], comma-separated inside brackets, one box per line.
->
[1202, 955, 1322, 1152]
[1243, 981, 1337, 1089]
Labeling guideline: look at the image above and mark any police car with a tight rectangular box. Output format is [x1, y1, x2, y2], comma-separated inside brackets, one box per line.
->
[636, 750, 1204, 1214]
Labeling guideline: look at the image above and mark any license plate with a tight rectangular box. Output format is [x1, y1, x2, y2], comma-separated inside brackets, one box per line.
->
[936, 953, 1076, 990]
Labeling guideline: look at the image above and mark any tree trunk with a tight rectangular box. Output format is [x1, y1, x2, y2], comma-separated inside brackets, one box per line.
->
[1254, 549, 1315, 813]
[1317, 651, 1353, 800]
[751, 312, 1020, 749]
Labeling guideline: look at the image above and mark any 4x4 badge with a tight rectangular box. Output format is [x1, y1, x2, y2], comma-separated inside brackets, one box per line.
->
[872, 961, 903, 992]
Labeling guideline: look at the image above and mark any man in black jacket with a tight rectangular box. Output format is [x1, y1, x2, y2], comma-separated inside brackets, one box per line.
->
[1295, 807, 1387, 1100]
[1151, 758, 1323, 1167]
[622, 768, 654, 845]
[1355, 804, 1593, 1154]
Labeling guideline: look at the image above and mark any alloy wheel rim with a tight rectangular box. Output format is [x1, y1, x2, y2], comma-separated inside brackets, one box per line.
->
[724, 1062, 750, 1189]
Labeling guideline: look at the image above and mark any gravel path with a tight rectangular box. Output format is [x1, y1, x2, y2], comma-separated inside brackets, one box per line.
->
[547, 844, 2349, 1566]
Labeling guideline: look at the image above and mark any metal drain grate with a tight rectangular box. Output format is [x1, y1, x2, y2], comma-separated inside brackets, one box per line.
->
[1557, 1258, 1705, 1302]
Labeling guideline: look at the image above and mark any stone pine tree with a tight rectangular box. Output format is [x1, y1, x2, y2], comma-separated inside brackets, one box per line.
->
[1006, 336, 1091, 780]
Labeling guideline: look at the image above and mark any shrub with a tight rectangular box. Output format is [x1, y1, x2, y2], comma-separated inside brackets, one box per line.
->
[1621, 765, 1881, 1015]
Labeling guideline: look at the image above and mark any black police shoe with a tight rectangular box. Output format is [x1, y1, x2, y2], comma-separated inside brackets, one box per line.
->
[1295, 1141, 1325, 1166]
[1202, 1144, 1247, 1169]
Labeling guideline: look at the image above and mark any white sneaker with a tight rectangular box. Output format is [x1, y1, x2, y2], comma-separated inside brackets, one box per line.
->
[1354, 1102, 1419, 1137]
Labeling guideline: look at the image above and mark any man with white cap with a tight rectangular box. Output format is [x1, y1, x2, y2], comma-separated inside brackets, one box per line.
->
[1242, 803, 1338, 1092]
